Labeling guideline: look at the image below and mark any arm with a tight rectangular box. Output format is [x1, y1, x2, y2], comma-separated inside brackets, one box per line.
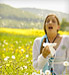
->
[33, 38, 50, 70]
[67, 48, 69, 73]
[64, 35, 69, 74]
[66, 36, 69, 73]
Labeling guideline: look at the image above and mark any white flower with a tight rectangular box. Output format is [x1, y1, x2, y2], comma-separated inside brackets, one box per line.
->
[3, 48, 6, 51]
[45, 70, 51, 75]
[2, 44, 4, 47]
[4, 58, 8, 61]
[21, 49, 24, 52]
[23, 66, 27, 69]
[4, 56, 9, 61]
[26, 55, 29, 58]
[18, 46, 21, 49]
[30, 41, 32, 44]
[5, 42, 8, 45]
[27, 62, 29, 63]
[0, 43, 1, 45]
[3, 40, 6, 43]
[12, 55, 15, 59]
[0, 66, 2, 68]
[63, 61, 69, 66]
[31, 60, 33, 62]
[32, 72, 37, 75]
[15, 41, 18, 44]
[6, 56, 9, 59]
[40, 70, 45, 75]
[20, 67, 23, 70]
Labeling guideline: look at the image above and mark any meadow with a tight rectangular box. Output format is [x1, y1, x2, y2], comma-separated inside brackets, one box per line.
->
[0, 28, 69, 75]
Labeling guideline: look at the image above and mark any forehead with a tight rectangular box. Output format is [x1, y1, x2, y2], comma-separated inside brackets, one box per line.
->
[46, 16, 57, 20]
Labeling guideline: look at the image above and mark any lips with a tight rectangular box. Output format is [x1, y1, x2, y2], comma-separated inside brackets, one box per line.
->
[48, 27, 53, 29]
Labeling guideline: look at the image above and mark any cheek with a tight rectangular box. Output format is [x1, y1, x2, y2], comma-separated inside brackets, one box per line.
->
[54, 24, 58, 28]
[54, 26, 58, 30]
[46, 25, 48, 30]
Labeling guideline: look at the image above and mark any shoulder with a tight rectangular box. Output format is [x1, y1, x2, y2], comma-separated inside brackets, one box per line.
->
[62, 35, 69, 47]
[59, 35, 69, 39]
[34, 37, 42, 43]
[33, 37, 42, 50]
[58, 35, 69, 44]
[62, 35, 69, 40]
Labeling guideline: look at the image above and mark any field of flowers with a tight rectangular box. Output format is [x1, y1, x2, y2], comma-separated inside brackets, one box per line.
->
[0, 28, 69, 75]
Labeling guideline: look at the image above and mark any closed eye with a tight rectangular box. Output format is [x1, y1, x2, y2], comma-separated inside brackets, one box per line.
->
[52, 20, 56, 23]
[46, 20, 50, 23]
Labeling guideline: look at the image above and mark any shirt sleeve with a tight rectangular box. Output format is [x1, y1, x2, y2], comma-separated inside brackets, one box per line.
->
[67, 48, 69, 74]
[66, 36, 69, 73]
[33, 38, 50, 70]
[64, 35, 69, 73]
[64, 35, 69, 61]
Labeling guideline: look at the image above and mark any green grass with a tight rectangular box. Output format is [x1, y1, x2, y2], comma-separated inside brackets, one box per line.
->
[0, 32, 39, 75]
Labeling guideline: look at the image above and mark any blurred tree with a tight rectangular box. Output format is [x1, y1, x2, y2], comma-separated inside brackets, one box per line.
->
[60, 18, 69, 31]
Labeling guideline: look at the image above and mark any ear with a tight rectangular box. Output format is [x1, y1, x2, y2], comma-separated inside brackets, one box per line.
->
[57, 25, 60, 30]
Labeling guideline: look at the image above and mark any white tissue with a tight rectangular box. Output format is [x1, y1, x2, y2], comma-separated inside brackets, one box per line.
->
[43, 43, 57, 56]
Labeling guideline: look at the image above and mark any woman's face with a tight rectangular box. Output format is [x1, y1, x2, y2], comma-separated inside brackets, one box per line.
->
[45, 16, 60, 34]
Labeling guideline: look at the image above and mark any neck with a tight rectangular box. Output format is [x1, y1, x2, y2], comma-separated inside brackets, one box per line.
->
[47, 32, 58, 43]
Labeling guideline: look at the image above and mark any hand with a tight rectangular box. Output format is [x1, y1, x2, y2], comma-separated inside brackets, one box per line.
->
[43, 43, 56, 56]
[42, 45, 50, 58]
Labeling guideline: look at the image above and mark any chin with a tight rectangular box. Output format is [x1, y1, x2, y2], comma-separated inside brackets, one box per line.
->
[47, 30, 55, 34]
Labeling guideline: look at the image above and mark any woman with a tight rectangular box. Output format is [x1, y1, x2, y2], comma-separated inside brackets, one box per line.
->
[33, 14, 69, 75]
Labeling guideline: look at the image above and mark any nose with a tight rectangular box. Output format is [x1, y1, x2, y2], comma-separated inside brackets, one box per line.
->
[49, 20, 52, 24]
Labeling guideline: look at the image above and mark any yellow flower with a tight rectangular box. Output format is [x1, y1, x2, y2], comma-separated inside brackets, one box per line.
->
[19, 50, 22, 54]
[6, 64, 10, 67]
[22, 45, 24, 48]
[27, 46, 29, 49]
[9, 60, 12, 63]
[10, 44, 14, 47]
[2, 54, 5, 58]
[16, 49, 18, 53]
[10, 48, 13, 51]
[6, 48, 8, 51]
[0, 28, 69, 36]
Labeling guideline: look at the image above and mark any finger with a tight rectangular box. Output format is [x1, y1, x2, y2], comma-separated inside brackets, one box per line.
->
[45, 45, 49, 50]
[45, 48, 50, 53]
